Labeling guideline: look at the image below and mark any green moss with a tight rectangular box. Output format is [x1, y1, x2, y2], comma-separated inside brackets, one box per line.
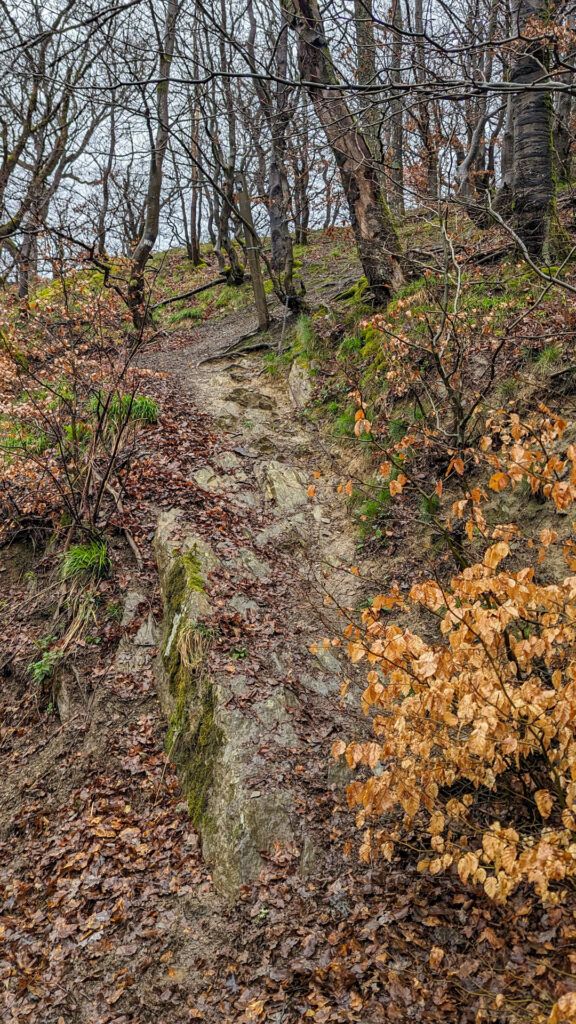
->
[164, 549, 204, 616]
[164, 560, 187, 613]
[182, 550, 204, 591]
[339, 276, 370, 307]
[183, 684, 223, 827]
[161, 542, 219, 828]
[163, 611, 222, 829]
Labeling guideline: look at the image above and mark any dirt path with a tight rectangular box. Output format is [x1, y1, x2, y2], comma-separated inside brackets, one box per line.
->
[140, 309, 377, 878]
[127, 312, 402, 1014]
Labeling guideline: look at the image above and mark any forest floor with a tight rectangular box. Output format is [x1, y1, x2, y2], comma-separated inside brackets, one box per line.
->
[2, 229, 575, 1023]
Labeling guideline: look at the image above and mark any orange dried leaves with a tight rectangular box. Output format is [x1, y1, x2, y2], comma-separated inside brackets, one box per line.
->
[340, 555, 576, 903]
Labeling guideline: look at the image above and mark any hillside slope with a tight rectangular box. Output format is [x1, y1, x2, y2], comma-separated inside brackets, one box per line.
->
[2, 225, 576, 1023]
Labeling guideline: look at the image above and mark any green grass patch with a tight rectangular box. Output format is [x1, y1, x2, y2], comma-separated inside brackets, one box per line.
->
[61, 540, 110, 581]
[90, 391, 159, 424]
[167, 306, 204, 324]
[63, 421, 92, 444]
[1, 420, 50, 457]
[535, 344, 562, 368]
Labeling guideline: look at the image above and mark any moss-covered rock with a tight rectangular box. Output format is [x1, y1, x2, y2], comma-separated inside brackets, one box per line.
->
[154, 508, 296, 898]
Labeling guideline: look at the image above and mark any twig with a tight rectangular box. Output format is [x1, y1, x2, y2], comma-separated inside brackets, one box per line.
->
[151, 275, 228, 309]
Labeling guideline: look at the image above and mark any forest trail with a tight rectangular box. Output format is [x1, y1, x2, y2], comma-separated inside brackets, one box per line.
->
[98, 308, 393, 1016]
[140, 304, 377, 876]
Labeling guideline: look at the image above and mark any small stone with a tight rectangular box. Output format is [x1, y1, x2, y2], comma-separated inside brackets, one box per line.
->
[254, 518, 306, 552]
[213, 451, 242, 471]
[288, 360, 313, 409]
[134, 613, 158, 647]
[54, 677, 72, 723]
[235, 547, 271, 580]
[254, 460, 308, 508]
[300, 834, 323, 877]
[226, 387, 276, 410]
[192, 466, 228, 492]
[229, 594, 259, 617]
[299, 672, 337, 697]
[234, 491, 259, 509]
[121, 591, 146, 627]
[313, 646, 343, 676]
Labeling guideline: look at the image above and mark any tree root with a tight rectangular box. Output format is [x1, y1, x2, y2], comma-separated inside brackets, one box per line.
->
[199, 325, 279, 364]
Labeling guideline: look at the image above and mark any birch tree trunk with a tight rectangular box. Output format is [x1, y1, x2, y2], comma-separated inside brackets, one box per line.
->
[509, 0, 556, 255]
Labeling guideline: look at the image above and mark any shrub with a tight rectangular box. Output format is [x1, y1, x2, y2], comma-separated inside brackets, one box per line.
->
[337, 540, 576, 904]
[0, 269, 159, 543]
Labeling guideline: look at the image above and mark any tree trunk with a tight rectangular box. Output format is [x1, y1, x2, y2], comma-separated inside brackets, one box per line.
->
[555, 78, 573, 183]
[214, 1, 244, 285]
[353, 0, 382, 168]
[389, 0, 404, 213]
[509, 0, 556, 255]
[288, 0, 403, 303]
[97, 104, 116, 257]
[247, 0, 300, 309]
[128, 0, 179, 330]
[189, 98, 202, 265]
[293, 150, 310, 245]
[414, 0, 438, 201]
[266, 17, 299, 306]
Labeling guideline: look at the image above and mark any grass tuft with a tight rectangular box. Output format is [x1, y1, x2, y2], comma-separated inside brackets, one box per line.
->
[90, 391, 159, 424]
[61, 540, 110, 581]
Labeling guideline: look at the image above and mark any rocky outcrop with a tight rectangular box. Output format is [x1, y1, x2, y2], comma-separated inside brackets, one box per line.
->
[154, 509, 296, 897]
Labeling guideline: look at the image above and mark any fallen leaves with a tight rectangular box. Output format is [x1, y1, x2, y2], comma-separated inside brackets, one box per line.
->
[550, 992, 576, 1023]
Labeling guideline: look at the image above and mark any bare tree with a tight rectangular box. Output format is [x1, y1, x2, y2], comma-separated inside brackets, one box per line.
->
[128, 0, 179, 328]
[287, 0, 404, 302]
